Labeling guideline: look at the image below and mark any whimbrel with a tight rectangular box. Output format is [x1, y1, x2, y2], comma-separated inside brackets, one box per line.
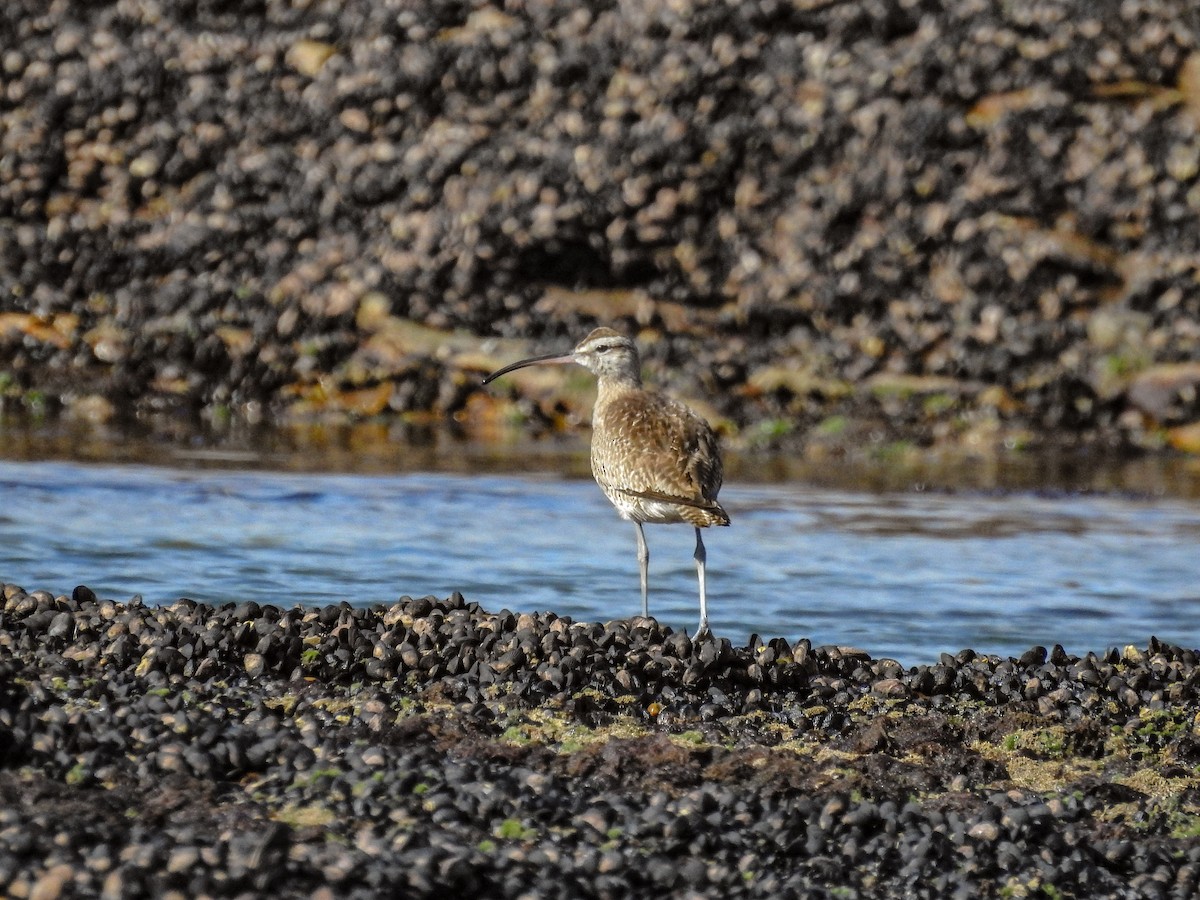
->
[483, 327, 730, 638]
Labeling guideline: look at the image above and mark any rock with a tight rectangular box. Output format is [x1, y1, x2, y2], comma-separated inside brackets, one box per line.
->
[1126, 363, 1200, 422]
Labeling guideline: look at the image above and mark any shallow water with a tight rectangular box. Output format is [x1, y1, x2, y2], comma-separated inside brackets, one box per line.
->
[2, 458, 1199, 665]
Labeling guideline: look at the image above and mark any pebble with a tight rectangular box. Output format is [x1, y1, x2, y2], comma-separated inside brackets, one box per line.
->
[2, 581, 1199, 897]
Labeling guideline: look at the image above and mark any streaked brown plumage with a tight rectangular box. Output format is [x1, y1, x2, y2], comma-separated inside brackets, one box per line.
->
[483, 327, 729, 637]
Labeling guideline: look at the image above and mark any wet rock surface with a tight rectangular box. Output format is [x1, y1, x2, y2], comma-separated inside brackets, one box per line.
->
[2, 1, 1200, 454]
[2, 582, 1199, 897]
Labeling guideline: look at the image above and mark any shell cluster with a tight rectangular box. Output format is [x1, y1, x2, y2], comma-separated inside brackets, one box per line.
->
[1, 0, 1199, 451]
[3, 582, 1200, 896]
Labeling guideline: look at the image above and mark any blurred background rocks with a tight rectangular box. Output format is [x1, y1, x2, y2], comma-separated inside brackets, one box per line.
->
[2, 0, 1198, 455]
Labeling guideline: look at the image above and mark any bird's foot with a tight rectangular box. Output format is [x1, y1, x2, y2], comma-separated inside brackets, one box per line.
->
[691, 622, 712, 642]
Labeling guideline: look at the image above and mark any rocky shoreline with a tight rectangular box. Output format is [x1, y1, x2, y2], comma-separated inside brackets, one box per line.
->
[2, 582, 1199, 897]
[3, 1, 1200, 457]
[4, 1, 1200, 893]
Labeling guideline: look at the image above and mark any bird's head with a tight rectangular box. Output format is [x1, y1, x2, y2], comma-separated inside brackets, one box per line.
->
[482, 327, 642, 387]
[568, 328, 640, 383]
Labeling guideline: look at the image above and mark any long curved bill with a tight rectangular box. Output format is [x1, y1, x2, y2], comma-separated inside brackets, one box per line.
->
[482, 352, 576, 384]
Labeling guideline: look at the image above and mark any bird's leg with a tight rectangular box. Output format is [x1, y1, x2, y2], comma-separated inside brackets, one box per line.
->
[693, 527, 711, 640]
[635, 522, 649, 618]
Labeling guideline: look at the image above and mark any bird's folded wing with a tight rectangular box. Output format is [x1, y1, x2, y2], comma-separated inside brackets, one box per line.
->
[613, 486, 723, 513]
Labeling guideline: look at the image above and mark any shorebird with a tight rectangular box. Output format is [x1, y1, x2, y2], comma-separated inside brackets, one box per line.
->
[483, 327, 729, 638]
